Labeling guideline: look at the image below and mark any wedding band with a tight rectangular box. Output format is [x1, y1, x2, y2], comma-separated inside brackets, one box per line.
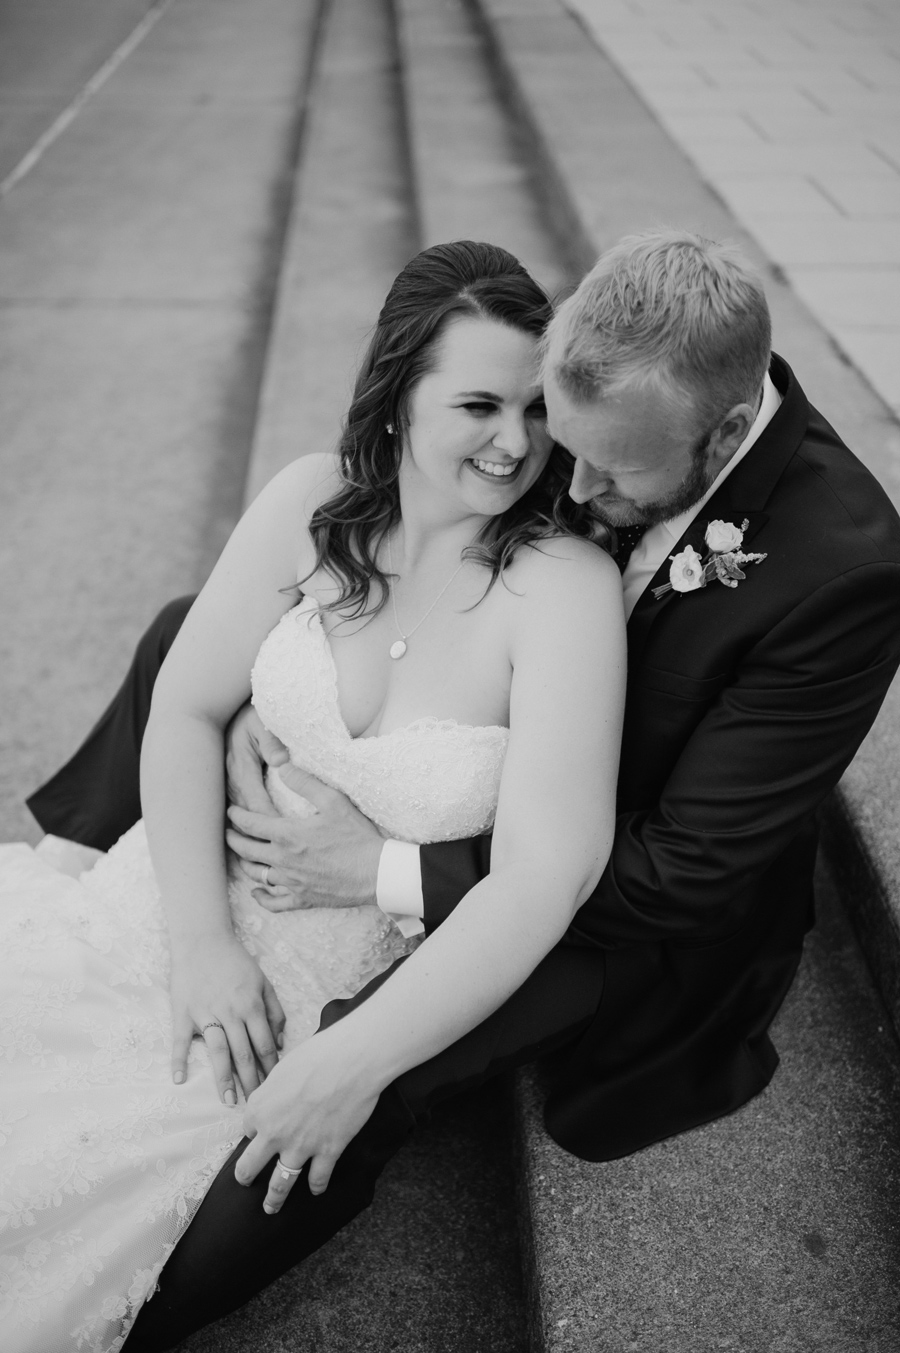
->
[201, 1021, 224, 1036]
[263, 865, 274, 888]
[277, 1158, 304, 1180]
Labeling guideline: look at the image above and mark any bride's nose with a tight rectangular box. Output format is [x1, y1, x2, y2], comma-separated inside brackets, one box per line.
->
[491, 412, 530, 459]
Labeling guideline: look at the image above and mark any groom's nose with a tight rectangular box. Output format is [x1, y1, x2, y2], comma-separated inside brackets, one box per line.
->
[569, 457, 609, 503]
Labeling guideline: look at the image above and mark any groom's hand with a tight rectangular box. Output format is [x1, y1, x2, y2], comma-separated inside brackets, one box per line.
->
[226, 767, 384, 910]
[235, 1025, 383, 1210]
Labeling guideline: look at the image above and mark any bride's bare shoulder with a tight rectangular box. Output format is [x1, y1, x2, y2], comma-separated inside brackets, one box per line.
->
[263, 452, 343, 521]
[505, 536, 620, 604]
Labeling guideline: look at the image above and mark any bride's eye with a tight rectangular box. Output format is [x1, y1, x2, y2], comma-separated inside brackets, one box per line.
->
[461, 402, 496, 416]
[526, 402, 548, 420]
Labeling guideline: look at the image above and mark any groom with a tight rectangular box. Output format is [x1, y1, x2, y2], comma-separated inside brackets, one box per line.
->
[29, 231, 900, 1346]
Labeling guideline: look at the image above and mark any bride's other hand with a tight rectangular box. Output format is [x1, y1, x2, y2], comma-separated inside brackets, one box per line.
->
[225, 704, 289, 814]
[169, 936, 286, 1103]
[225, 770, 383, 912]
[235, 1021, 383, 1210]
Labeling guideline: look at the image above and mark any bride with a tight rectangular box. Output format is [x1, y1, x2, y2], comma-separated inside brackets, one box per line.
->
[0, 240, 625, 1350]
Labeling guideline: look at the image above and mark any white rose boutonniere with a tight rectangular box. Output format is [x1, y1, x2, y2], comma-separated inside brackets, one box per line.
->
[704, 519, 744, 553]
[652, 518, 767, 601]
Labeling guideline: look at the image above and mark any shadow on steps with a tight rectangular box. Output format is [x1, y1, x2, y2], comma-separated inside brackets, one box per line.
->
[516, 853, 900, 1352]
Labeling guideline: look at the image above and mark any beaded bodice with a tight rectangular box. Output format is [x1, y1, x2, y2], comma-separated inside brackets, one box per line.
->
[250, 595, 510, 845]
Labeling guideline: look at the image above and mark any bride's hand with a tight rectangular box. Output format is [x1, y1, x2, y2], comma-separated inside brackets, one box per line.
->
[225, 703, 290, 813]
[169, 936, 286, 1104]
[235, 1021, 385, 1210]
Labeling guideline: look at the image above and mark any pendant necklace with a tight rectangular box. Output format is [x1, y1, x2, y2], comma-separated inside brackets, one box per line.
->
[386, 534, 467, 660]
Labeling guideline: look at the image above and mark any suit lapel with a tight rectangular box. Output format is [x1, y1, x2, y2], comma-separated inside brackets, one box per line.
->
[625, 354, 806, 666]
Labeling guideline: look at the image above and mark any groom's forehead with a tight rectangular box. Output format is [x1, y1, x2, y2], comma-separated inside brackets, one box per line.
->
[546, 383, 681, 469]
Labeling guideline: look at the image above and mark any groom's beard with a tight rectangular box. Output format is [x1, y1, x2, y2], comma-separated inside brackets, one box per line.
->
[592, 433, 715, 530]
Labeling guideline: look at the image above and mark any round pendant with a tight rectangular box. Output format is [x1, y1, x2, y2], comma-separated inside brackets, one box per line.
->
[389, 639, 408, 660]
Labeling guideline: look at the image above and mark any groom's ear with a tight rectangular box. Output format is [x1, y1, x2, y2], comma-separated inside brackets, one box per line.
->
[708, 402, 757, 470]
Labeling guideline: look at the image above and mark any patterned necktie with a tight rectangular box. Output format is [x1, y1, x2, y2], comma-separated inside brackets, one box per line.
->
[613, 523, 648, 573]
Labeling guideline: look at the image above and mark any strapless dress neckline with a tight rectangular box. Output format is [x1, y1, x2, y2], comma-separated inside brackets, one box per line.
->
[296, 593, 509, 742]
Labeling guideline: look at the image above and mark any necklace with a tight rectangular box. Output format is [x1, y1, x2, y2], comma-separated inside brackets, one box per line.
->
[386, 534, 467, 660]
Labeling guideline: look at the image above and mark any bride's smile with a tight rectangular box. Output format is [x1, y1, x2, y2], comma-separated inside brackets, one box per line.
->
[398, 313, 553, 525]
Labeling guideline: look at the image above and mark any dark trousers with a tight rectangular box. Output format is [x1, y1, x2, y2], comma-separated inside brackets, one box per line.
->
[27, 596, 197, 852]
[26, 601, 604, 1351]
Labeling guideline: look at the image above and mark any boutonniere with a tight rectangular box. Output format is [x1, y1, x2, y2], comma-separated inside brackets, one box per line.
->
[652, 519, 767, 600]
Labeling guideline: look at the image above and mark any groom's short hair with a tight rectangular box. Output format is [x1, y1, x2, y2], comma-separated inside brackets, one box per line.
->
[546, 230, 771, 430]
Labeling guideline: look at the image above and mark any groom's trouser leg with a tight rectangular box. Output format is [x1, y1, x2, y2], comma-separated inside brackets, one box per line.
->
[26, 597, 195, 849]
[125, 945, 603, 1352]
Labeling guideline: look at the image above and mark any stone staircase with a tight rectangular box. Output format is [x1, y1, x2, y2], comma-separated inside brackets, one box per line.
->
[3, 0, 900, 1347]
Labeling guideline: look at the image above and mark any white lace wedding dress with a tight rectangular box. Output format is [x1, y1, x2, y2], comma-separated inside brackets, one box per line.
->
[0, 596, 509, 1352]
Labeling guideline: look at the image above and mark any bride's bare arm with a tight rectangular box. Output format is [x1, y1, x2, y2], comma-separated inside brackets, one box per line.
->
[140, 454, 337, 1102]
[236, 539, 626, 1206]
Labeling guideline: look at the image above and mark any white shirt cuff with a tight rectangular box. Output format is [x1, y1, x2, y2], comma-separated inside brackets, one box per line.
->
[376, 839, 425, 938]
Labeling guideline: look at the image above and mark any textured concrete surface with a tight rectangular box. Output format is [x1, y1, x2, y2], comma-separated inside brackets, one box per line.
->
[0, 0, 160, 181]
[567, 0, 900, 418]
[0, 0, 320, 841]
[244, 0, 415, 502]
[518, 859, 900, 1352]
[473, 0, 900, 503]
[396, 0, 570, 296]
[178, 1082, 528, 1353]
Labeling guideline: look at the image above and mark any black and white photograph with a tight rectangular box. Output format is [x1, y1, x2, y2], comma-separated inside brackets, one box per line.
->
[2, 1, 900, 1349]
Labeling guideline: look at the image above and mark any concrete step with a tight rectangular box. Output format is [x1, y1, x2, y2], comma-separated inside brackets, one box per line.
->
[394, 0, 571, 295]
[464, 0, 900, 1345]
[516, 861, 900, 1352]
[0, 0, 323, 839]
[0, 0, 164, 181]
[243, 0, 415, 502]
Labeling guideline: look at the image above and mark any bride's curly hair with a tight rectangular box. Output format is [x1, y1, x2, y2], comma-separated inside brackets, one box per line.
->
[304, 240, 609, 616]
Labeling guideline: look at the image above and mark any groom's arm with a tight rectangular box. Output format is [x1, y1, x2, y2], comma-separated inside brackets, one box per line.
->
[573, 563, 900, 947]
[419, 564, 900, 945]
[419, 835, 492, 930]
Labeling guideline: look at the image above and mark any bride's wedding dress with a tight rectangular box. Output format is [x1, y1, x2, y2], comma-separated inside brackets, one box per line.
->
[0, 596, 508, 1352]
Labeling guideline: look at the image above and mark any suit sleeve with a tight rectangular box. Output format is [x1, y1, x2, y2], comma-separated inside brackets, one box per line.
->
[422, 563, 900, 943]
[421, 832, 492, 933]
[570, 562, 900, 947]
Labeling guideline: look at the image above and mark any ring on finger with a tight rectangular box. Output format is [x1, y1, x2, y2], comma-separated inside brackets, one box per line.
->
[277, 1157, 304, 1181]
[201, 1021, 225, 1037]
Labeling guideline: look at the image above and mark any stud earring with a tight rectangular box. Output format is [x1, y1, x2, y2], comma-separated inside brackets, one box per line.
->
[386, 423, 394, 436]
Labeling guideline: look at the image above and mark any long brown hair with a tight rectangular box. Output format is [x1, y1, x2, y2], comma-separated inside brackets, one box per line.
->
[304, 241, 606, 616]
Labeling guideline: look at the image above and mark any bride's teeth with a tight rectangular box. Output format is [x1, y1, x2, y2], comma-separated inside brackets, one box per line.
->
[472, 459, 517, 477]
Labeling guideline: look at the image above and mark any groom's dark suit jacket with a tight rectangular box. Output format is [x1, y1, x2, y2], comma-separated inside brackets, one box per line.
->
[417, 354, 900, 1161]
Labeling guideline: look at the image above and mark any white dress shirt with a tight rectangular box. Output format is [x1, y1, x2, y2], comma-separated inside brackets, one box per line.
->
[376, 372, 782, 930]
